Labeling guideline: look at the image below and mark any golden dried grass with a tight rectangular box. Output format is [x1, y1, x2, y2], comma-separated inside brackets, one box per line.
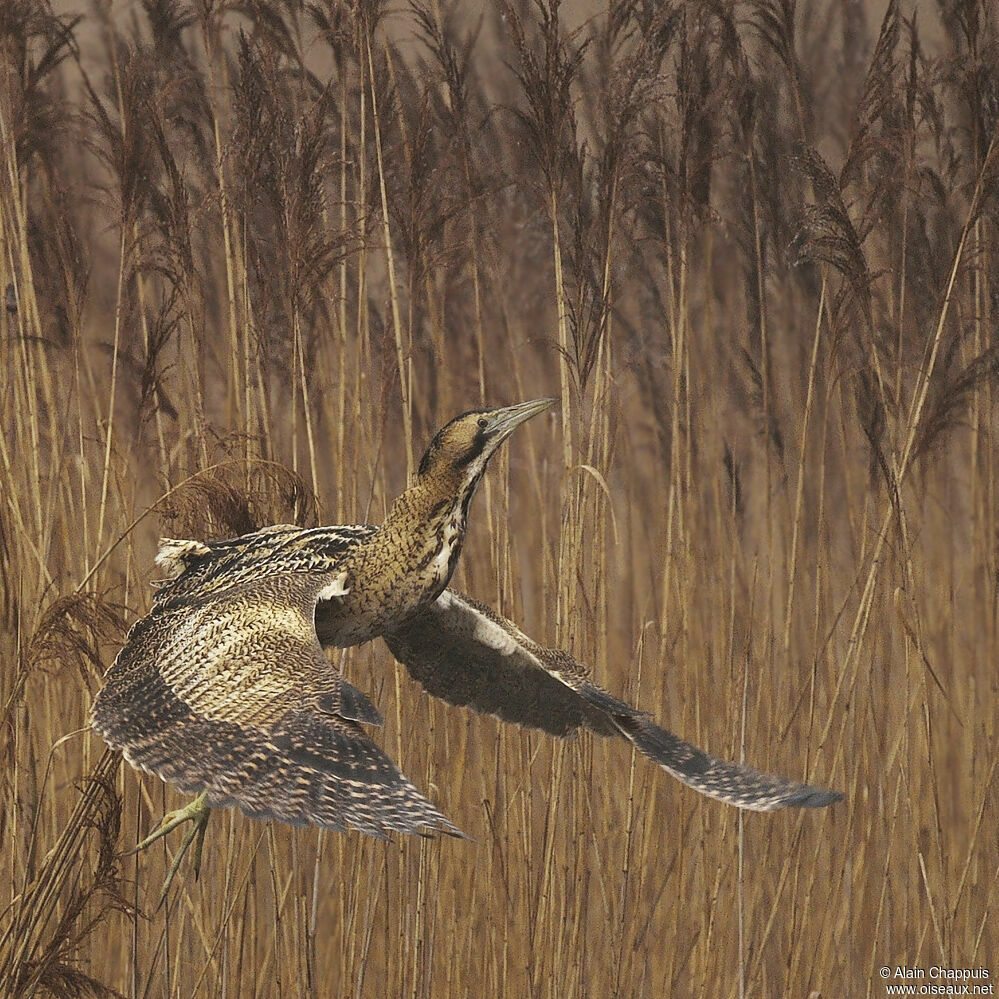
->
[1, 0, 997, 995]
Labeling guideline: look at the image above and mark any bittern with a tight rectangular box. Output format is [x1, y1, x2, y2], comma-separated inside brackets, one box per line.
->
[91, 399, 841, 901]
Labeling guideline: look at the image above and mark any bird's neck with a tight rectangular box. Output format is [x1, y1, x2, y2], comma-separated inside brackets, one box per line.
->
[316, 468, 481, 646]
[378, 467, 482, 591]
[385, 469, 472, 541]
[318, 465, 486, 647]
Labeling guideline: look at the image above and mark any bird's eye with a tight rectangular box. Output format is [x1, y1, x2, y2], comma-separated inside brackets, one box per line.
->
[477, 417, 488, 429]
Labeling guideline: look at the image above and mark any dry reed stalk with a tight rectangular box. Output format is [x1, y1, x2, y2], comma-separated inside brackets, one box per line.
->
[2, 0, 998, 994]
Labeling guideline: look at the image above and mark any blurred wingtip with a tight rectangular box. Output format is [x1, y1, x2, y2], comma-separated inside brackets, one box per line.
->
[790, 785, 844, 808]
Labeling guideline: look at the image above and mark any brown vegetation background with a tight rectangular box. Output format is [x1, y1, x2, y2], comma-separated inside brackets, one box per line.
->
[2, 0, 998, 995]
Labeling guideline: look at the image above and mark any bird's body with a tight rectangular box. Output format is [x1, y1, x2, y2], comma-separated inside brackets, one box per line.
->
[92, 399, 841, 895]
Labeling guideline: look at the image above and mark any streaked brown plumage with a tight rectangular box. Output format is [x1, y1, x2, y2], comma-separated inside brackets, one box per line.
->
[92, 398, 841, 896]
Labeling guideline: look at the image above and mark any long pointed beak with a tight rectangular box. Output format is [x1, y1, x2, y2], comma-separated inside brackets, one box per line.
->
[485, 397, 556, 440]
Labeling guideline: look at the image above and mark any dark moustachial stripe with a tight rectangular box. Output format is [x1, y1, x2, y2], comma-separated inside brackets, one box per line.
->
[454, 429, 487, 469]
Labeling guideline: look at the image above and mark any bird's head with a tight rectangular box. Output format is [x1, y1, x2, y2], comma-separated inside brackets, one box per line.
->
[417, 398, 555, 487]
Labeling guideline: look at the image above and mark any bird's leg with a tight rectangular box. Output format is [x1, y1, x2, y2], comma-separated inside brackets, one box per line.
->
[131, 791, 211, 906]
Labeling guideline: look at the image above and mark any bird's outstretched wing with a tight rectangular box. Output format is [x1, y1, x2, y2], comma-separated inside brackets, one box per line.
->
[383, 591, 842, 812]
[92, 568, 461, 838]
[152, 524, 377, 604]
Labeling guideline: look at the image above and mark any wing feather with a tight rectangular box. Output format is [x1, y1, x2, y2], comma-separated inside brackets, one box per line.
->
[384, 591, 842, 812]
[384, 592, 617, 738]
[152, 524, 376, 605]
[92, 569, 459, 837]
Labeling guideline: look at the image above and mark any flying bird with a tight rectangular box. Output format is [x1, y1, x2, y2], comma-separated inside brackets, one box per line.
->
[91, 398, 841, 899]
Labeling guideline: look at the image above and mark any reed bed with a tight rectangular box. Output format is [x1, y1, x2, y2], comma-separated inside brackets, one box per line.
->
[1, 0, 997, 995]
